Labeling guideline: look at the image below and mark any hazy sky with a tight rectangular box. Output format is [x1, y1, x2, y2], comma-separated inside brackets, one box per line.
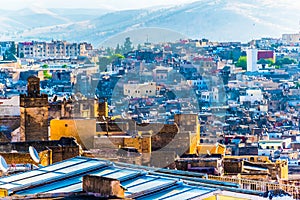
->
[6, 0, 197, 10]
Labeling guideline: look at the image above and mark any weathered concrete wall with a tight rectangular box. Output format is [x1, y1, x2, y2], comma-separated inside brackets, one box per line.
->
[51, 146, 80, 163]
[0, 116, 20, 141]
[0, 137, 81, 165]
[224, 159, 243, 173]
[150, 151, 177, 168]
[0, 150, 51, 166]
[83, 175, 125, 198]
[151, 125, 178, 151]
[94, 135, 151, 153]
[20, 106, 49, 141]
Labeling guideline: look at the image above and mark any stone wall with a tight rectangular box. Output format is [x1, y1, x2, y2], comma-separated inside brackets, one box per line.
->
[0, 137, 80, 165]
[0, 116, 20, 141]
[83, 175, 125, 198]
[0, 150, 51, 166]
[20, 106, 49, 141]
[93, 135, 151, 153]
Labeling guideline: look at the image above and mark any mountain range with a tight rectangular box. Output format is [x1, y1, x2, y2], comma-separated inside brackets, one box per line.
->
[0, 0, 299, 47]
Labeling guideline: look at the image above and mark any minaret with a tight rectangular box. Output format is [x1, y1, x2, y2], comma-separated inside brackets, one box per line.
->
[20, 76, 49, 141]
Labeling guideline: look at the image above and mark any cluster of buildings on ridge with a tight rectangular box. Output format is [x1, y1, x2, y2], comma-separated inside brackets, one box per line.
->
[1, 33, 300, 192]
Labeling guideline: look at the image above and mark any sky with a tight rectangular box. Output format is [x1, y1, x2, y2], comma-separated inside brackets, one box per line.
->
[5, 0, 198, 10]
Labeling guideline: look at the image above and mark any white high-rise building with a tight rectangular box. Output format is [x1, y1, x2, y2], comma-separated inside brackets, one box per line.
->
[246, 48, 258, 72]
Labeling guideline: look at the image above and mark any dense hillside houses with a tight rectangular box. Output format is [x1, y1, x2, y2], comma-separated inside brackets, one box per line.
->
[0, 32, 300, 198]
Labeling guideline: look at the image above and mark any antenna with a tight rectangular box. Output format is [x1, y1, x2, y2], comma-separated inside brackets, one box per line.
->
[29, 146, 40, 164]
[0, 156, 8, 173]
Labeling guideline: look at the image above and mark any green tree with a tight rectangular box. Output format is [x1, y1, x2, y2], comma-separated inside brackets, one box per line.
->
[110, 54, 125, 66]
[257, 58, 274, 68]
[123, 37, 133, 54]
[115, 44, 122, 54]
[105, 47, 113, 56]
[236, 56, 247, 70]
[98, 56, 111, 71]
[137, 44, 142, 50]
[43, 70, 52, 79]
[275, 57, 296, 66]
[20, 52, 24, 58]
[42, 64, 49, 69]
[111, 54, 125, 59]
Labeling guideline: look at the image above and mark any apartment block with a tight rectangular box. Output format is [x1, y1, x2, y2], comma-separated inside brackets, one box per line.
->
[18, 40, 93, 59]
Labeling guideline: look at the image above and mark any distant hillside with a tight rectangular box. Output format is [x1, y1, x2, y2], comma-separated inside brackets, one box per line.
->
[0, 0, 299, 46]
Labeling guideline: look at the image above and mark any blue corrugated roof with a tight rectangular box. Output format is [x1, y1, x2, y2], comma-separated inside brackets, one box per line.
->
[0, 156, 218, 199]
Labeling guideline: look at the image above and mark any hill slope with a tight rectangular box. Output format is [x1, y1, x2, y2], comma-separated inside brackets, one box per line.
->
[0, 0, 299, 45]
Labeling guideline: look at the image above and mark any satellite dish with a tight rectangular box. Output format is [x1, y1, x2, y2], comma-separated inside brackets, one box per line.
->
[29, 146, 40, 163]
[0, 156, 8, 173]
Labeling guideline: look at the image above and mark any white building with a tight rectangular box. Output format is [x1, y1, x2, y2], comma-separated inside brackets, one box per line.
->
[201, 91, 211, 102]
[246, 48, 258, 72]
[124, 82, 156, 98]
[282, 33, 300, 45]
[0, 96, 20, 116]
[18, 41, 93, 59]
[258, 138, 292, 157]
[240, 89, 264, 104]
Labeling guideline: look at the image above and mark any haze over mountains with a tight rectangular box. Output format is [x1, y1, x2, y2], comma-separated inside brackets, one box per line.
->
[0, 0, 299, 47]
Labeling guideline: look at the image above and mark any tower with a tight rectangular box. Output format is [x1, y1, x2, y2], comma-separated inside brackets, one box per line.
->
[20, 76, 48, 141]
[246, 48, 258, 72]
[174, 114, 200, 154]
[97, 98, 108, 120]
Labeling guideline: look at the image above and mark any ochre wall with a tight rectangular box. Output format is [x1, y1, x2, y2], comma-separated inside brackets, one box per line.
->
[50, 119, 96, 149]
[0, 150, 51, 166]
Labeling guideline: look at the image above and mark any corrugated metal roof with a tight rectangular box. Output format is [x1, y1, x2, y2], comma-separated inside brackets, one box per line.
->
[0, 157, 110, 194]
[0, 156, 226, 199]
